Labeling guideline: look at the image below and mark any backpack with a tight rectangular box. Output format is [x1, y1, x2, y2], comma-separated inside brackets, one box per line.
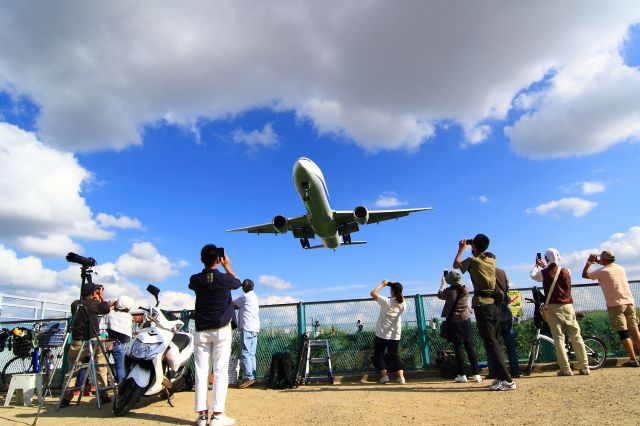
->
[267, 352, 294, 389]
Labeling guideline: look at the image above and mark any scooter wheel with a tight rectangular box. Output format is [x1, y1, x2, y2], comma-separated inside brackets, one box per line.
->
[113, 377, 146, 416]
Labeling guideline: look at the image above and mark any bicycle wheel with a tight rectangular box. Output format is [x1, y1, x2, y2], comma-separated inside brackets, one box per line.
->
[1, 355, 34, 390]
[582, 336, 607, 370]
[526, 342, 540, 375]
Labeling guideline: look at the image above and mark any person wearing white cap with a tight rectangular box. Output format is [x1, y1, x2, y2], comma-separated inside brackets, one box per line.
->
[531, 248, 589, 376]
[583, 250, 640, 367]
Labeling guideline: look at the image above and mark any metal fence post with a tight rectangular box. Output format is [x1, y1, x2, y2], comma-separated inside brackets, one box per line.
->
[414, 294, 430, 368]
[297, 301, 306, 342]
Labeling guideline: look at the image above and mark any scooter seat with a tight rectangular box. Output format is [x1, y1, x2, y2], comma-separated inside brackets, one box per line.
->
[172, 333, 191, 352]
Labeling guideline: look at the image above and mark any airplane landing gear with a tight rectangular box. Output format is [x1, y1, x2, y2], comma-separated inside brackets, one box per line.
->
[342, 233, 352, 244]
[300, 238, 311, 249]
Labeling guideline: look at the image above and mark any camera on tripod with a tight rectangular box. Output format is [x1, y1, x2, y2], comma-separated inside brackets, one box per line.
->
[65, 252, 97, 267]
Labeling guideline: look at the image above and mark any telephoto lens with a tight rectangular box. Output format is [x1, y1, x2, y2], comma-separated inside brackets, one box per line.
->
[65, 252, 96, 267]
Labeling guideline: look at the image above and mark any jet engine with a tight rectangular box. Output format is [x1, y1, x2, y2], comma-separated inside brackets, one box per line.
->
[353, 206, 369, 225]
[272, 215, 288, 233]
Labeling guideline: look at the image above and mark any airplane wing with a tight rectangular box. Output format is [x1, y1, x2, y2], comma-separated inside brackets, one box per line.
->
[333, 207, 432, 228]
[226, 214, 311, 235]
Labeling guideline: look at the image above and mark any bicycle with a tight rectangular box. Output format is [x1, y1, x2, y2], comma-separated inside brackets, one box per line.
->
[1, 322, 66, 391]
[524, 287, 607, 375]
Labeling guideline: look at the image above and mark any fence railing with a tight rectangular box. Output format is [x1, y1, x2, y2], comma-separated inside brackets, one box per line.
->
[0, 294, 71, 321]
[1, 281, 638, 386]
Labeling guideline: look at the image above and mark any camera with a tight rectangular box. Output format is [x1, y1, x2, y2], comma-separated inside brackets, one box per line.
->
[465, 239, 473, 245]
[66, 252, 96, 267]
[589, 253, 599, 262]
[536, 252, 542, 260]
[217, 247, 225, 259]
[443, 270, 448, 278]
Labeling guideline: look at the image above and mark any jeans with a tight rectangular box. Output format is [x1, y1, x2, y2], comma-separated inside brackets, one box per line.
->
[240, 330, 258, 381]
[112, 342, 126, 384]
[488, 304, 521, 377]
[474, 304, 512, 382]
[194, 324, 232, 413]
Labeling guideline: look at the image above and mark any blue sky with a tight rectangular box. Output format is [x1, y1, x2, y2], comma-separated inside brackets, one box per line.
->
[0, 2, 639, 309]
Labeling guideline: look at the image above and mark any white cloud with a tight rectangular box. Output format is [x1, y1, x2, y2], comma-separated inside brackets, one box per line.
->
[158, 291, 195, 311]
[0, 123, 113, 252]
[477, 195, 489, 204]
[0, 3, 638, 153]
[96, 213, 144, 230]
[258, 274, 293, 290]
[506, 50, 640, 158]
[525, 197, 597, 218]
[14, 234, 82, 258]
[374, 192, 406, 208]
[259, 295, 298, 305]
[115, 242, 180, 282]
[232, 123, 278, 148]
[581, 181, 606, 195]
[0, 244, 58, 290]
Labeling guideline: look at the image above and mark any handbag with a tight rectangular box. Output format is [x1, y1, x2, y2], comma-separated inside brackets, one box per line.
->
[540, 267, 561, 322]
[440, 286, 465, 339]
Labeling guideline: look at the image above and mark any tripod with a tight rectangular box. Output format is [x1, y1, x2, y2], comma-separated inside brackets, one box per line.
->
[32, 257, 119, 426]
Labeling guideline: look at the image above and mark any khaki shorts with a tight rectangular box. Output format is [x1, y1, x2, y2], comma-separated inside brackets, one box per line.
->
[607, 303, 639, 332]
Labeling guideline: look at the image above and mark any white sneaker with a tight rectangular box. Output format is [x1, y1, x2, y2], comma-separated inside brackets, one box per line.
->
[210, 414, 236, 425]
[195, 414, 208, 426]
[396, 377, 406, 384]
[454, 375, 468, 383]
[472, 375, 483, 383]
[378, 375, 390, 384]
[489, 380, 517, 391]
[490, 379, 500, 386]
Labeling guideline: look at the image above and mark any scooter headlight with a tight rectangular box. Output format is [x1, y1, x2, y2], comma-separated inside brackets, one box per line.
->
[130, 342, 161, 360]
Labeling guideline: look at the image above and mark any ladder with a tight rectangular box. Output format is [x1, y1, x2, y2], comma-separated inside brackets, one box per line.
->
[304, 339, 334, 384]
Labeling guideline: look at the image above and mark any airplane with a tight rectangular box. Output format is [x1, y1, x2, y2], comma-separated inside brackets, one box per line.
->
[226, 157, 432, 249]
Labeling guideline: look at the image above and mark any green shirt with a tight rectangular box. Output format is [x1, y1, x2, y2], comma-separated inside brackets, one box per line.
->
[460, 254, 496, 306]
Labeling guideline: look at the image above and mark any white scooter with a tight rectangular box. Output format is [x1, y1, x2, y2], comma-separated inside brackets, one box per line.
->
[113, 285, 194, 416]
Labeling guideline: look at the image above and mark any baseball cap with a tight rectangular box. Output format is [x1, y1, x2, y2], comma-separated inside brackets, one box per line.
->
[600, 250, 616, 262]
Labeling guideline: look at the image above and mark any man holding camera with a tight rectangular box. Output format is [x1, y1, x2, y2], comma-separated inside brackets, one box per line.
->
[61, 283, 111, 407]
[453, 234, 516, 391]
[189, 244, 242, 426]
[583, 250, 640, 367]
[233, 279, 260, 389]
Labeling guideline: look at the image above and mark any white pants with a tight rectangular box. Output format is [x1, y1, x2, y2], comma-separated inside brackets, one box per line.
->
[194, 323, 232, 413]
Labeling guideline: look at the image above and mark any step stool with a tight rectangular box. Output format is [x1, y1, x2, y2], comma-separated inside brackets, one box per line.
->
[304, 339, 334, 384]
[3, 373, 43, 406]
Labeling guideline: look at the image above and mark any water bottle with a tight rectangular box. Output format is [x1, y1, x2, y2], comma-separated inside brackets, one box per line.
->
[33, 346, 40, 373]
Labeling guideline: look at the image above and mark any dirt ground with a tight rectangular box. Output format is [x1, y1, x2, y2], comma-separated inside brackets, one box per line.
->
[0, 366, 638, 426]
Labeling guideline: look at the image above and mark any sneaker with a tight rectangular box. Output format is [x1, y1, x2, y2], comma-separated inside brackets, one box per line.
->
[237, 379, 256, 389]
[396, 378, 406, 384]
[579, 368, 590, 375]
[195, 414, 208, 426]
[490, 379, 500, 386]
[623, 359, 640, 367]
[454, 375, 468, 383]
[472, 375, 483, 383]
[557, 370, 573, 376]
[210, 414, 236, 425]
[489, 380, 517, 391]
[378, 375, 390, 384]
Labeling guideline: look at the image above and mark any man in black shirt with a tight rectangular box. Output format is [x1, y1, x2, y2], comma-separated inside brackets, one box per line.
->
[190, 244, 241, 426]
[61, 283, 112, 406]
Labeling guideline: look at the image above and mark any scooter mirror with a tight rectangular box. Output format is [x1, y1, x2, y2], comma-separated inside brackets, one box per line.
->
[146, 284, 160, 307]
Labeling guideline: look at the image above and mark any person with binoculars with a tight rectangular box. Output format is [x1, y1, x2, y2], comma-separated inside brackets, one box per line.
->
[583, 250, 640, 367]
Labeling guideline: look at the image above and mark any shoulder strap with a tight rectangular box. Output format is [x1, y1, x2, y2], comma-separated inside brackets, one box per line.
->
[446, 286, 465, 320]
[545, 268, 561, 305]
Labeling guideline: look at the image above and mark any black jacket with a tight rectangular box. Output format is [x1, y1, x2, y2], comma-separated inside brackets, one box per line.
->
[189, 269, 242, 331]
[70, 297, 110, 340]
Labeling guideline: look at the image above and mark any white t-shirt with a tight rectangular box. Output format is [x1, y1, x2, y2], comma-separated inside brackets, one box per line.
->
[374, 297, 405, 340]
[233, 291, 260, 333]
[588, 263, 634, 307]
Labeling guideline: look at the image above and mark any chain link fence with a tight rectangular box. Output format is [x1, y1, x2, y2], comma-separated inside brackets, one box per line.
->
[1, 281, 638, 387]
